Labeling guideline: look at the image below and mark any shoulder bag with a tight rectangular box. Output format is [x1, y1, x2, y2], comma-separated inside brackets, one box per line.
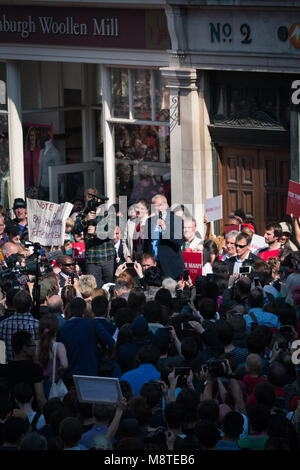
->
[48, 341, 68, 400]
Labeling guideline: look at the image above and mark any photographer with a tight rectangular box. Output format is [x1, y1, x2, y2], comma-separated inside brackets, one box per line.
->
[76, 192, 116, 288]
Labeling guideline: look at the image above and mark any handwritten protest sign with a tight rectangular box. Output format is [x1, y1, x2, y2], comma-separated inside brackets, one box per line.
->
[286, 180, 300, 218]
[27, 198, 73, 246]
[182, 251, 202, 284]
[204, 195, 223, 223]
[250, 234, 268, 254]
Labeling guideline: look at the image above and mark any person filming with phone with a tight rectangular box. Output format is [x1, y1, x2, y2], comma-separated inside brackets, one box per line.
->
[226, 232, 260, 276]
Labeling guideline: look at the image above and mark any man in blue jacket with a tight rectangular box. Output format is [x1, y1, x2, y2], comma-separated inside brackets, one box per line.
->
[58, 297, 115, 388]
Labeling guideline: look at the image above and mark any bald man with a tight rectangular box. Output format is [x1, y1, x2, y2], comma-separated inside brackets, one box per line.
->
[1, 242, 21, 268]
[47, 294, 66, 329]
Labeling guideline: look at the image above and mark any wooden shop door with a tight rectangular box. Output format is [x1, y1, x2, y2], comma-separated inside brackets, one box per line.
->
[218, 146, 290, 236]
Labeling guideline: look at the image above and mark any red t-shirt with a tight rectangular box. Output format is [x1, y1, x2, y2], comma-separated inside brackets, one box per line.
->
[242, 374, 266, 396]
[247, 385, 298, 411]
[257, 249, 280, 262]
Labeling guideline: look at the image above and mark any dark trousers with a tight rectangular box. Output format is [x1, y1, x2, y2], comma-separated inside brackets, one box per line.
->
[86, 259, 115, 288]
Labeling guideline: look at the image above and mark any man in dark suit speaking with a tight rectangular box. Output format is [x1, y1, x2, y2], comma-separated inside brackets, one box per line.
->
[142, 194, 185, 281]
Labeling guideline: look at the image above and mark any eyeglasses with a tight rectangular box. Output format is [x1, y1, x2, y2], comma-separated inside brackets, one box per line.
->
[63, 263, 75, 266]
[235, 243, 248, 248]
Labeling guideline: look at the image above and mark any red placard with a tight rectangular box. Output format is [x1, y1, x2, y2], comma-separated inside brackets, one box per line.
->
[225, 224, 240, 234]
[182, 251, 202, 284]
[72, 242, 85, 262]
[286, 180, 300, 218]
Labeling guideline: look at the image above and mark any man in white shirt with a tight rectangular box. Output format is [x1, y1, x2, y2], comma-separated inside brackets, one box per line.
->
[227, 232, 260, 275]
[182, 217, 202, 252]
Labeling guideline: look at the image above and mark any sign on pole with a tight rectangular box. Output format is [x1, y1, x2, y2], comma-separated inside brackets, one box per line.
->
[204, 195, 223, 223]
[27, 198, 73, 246]
[286, 180, 300, 218]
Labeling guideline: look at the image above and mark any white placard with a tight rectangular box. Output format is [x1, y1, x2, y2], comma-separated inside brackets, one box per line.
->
[250, 234, 268, 253]
[73, 375, 123, 404]
[27, 198, 73, 246]
[204, 195, 223, 223]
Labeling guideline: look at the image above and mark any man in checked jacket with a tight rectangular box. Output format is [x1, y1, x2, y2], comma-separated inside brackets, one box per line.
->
[76, 192, 116, 288]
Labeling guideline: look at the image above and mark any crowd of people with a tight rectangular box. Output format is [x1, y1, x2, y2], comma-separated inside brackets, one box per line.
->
[0, 189, 299, 451]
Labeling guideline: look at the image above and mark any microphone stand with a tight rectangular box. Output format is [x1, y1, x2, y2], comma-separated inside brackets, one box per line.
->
[32, 243, 41, 319]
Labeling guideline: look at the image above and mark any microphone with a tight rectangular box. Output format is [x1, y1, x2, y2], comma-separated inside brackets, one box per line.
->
[158, 211, 162, 219]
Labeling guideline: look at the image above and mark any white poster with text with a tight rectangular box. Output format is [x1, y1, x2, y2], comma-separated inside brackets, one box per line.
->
[27, 198, 73, 246]
[204, 195, 223, 223]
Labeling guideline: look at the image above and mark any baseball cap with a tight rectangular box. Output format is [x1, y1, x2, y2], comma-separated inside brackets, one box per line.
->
[13, 198, 26, 210]
[279, 221, 292, 234]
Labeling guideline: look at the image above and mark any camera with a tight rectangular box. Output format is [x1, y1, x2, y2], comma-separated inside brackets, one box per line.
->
[86, 193, 109, 213]
[239, 265, 251, 275]
[87, 194, 102, 213]
[203, 358, 228, 378]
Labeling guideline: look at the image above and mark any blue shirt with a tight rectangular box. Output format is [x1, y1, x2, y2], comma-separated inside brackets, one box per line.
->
[244, 307, 281, 334]
[217, 440, 240, 450]
[151, 212, 167, 261]
[58, 317, 114, 378]
[120, 363, 160, 397]
[79, 424, 108, 449]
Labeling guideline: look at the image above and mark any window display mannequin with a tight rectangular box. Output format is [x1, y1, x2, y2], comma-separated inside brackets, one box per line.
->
[24, 127, 40, 199]
[38, 133, 62, 201]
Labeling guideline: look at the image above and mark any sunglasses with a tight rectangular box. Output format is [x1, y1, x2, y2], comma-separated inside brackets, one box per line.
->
[235, 243, 247, 248]
[63, 263, 75, 266]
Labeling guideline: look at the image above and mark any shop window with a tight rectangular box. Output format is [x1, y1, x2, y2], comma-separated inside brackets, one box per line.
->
[132, 69, 151, 120]
[211, 72, 293, 129]
[111, 68, 129, 118]
[114, 123, 170, 204]
[21, 62, 85, 201]
[109, 67, 170, 204]
[0, 64, 9, 208]
[153, 70, 170, 122]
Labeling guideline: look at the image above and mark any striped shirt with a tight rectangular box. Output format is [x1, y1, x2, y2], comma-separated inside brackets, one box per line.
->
[79, 210, 116, 264]
[0, 312, 39, 362]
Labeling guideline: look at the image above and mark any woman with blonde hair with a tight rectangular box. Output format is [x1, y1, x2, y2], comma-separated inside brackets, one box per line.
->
[34, 313, 68, 398]
[77, 275, 97, 300]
